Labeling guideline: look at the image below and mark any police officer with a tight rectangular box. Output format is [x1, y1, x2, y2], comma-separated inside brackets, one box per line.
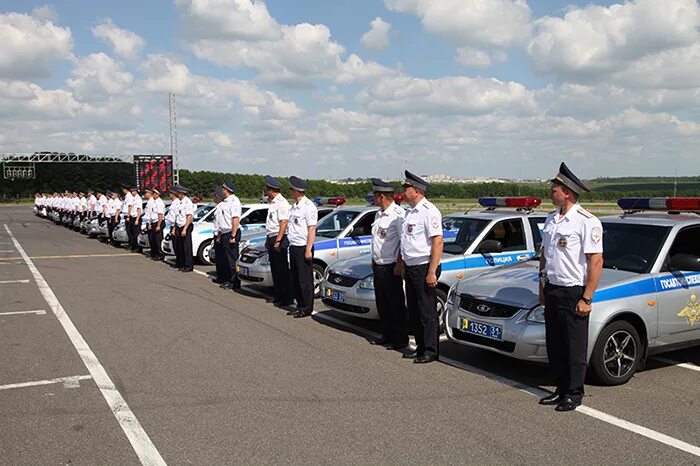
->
[538, 163, 604, 412]
[400, 170, 444, 364]
[79, 192, 87, 220]
[287, 176, 318, 318]
[144, 188, 155, 253]
[369, 178, 408, 349]
[87, 189, 97, 219]
[219, 179, 242, 289]
[129, 187, 143, 252]
[122, 185, 134, 245]
[167, 186, 182, 269]
[174, 185, 195, 272]
[150, 188, 166, 261]
[96, 188, 107, 223]
[212, 186, 228, 283]
[107, 190, 120, 245]
[264, 175, 293, 306]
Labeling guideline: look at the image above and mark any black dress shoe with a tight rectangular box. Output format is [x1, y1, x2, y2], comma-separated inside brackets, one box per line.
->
[181, 267, 193, 273]
[539, 393, 563, 406]
[369, 337, 391, 346]
[293, 311, 311, 318]
[414, 354, 438, 364]
[402, 350, 421, 359]
[386, 342, 408, 350]
[220, 283, 233, 289]
[265, 297, 277, 303]
[555, 396, 580, 412]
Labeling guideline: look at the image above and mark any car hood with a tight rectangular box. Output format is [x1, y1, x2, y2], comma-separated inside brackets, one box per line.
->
[328, 255, 373, 278]
[456, 260, 643, 309]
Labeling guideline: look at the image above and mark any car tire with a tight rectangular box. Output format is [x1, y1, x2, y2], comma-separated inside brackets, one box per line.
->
[312, 263, 325, 299]
[589, 320, 642, 386]
[436, 288, 447, 334]
[197, 239, 213, 265]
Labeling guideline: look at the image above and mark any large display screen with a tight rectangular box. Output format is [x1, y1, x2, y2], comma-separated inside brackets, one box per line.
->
[134, 155, 173, 193]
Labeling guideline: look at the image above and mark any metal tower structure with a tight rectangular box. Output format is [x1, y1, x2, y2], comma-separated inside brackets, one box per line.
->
[169, 92, 179, 185]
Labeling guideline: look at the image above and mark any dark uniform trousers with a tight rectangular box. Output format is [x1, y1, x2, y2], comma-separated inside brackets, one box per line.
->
[171, 228, 183, 267]
[174, 224, 193, 268]
[373, 262, 408, 345]
[125, 217, 133, 245]
[149, 223, 164, 258]
[213, 236, 229, 282]
[289, 245, 314, 313]
[108, 216, 117, 244]
[544, 283, 588, 404]
[129, 217, 142, 251]
[266, 235, 292, 304]
[405, 263, 442, 357]
[221, 230, 241, 288]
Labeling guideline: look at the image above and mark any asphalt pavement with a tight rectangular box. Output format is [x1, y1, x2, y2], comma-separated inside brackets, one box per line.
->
[0, 206, 698, 465]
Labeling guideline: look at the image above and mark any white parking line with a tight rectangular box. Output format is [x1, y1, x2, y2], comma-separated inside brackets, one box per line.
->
[0, 279, 30, 284]
[0, 249, 15, 252]
[0, 309, 46, 317]
[4, 225, 167, 466]
[653, 357, 700, 373]
[310, 310, 700, 459]
[0, 375, 92, 390]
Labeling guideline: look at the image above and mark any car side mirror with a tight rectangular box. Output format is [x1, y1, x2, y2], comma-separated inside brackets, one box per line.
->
[476, 239, 503, 254]
[669, 254, 700, 272]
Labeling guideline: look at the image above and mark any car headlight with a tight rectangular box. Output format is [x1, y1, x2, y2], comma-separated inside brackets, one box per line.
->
[256, 253, 270, 266]
[446, 284, 458, 307]
[526, 305, 546, 323]
[359, 275, 374, 290]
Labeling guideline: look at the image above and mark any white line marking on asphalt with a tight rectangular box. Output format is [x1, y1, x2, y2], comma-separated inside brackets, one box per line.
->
[0, 375, 92, 391]
[311, 310, 700, 459]
[0, 249, 15, 252]
[4, 225, 167, 466]
[653, 357, 700, 373]
[0, 279, 30, 284]
[0, 309, 46, 316]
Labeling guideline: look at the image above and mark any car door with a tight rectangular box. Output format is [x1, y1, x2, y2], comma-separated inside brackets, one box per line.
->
[336, 211, 374, 261]
[654, 226, 700, 345]
[240, 207, 268, 231]
[467, 218, 531, 271]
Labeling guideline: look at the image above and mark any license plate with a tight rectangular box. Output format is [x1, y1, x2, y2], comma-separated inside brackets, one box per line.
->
[238, 266, 249, 276]
[460, 318, 503, 341]
[324, 288, 345, 303]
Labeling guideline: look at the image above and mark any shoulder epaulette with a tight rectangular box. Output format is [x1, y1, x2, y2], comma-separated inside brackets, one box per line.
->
[577, 208, 593, 219]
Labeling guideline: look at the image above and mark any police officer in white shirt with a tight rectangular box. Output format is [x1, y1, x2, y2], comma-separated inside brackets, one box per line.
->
[96, 189, 108, 222]
[149, 188, 166, 261]
[143, 189, 155, 255]
[212, 186, 228, 283]
[369, 178, 408, 350]
[538, 163, 604, 412]
[106, 190, 120, 245]
[400, 170, 444, 364]
[174, 185, 195, 272]
[264, 175, 293, 306]
[79, 192, 87, 219]
[219, 179, 243, 289]
[129, 187, 143, 252]
[122, 185, 134, 247]
[287, 176, 318, 318]
[87, 190, 97, 218]
[167, 186, 182, 268]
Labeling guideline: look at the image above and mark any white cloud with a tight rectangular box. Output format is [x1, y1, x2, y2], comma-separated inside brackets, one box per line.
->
[528, 0, 700, 82]
[67, 53, 134, 101]
[456, 47, 507, 68]
[174, 0, 281, 41]
[31, 5, 58, 22]
[91, 18, 145, 60]
[361, 17, 391, 51]
[386, 0, 532, 48]
[0, 12, 73, 79]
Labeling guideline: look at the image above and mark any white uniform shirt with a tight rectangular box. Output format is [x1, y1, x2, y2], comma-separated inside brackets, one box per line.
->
[145, 198, 155, 222]
[131, 195, 143, 218]
[153, 198, 166, 224]
[288, 196, 318, 246]
[371, 202, 405, 265]
[542, 204, 603, 287]
[175, 196, 194, 227]
[106, 197, 118, 216]
[87, 195, 97, 215]
[79, 197, 87, 213]
[219, 194, 242, 233]
[97, 195, 107, 215]
[166, 198, 180, 225]
[400, 197, 443, 267]
[212, 202, 221, 235]
[124, 192, 134, 217]
[266, 194, 290, 237]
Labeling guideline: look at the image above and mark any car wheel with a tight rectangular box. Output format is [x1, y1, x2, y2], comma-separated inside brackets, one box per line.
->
[197, 239, 213, 265]
[436, 288, 447, 334]
[312, 263, 325, 299]
[589, 320, 642, 386]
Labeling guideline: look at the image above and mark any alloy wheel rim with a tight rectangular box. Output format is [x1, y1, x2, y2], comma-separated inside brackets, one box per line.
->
[603, 330, 637, 378]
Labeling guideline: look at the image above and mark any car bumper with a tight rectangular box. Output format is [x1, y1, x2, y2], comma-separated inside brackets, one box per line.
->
[162, 239, 174, 255]
[320, 282, 379, 319]
[445, 305, 548, 362]
[238, 262, 273, 287]
[137, 233, 149, 247]
[113, 227, 129, 243]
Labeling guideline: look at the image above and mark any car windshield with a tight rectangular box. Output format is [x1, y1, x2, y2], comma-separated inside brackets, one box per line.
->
[443, 217, 490, 255]
[602, 223, 670, 273]
[316, 210, 359, 238]
[193, 205, 215, 222]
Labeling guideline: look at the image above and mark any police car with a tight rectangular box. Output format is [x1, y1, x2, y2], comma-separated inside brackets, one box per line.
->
[161, 203, 269, 265]
[238, 201, 372, 296]
[445, 197, 700, 386]
[111, 202, 151, 244]
[321, 197, 547, 329]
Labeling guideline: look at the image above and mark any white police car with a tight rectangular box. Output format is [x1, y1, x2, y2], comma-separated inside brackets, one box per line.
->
[162, 203, 269, 265]
[238, 201, 373, 296]
[445, 197, 700, 385]
[321, 197, 547, 329]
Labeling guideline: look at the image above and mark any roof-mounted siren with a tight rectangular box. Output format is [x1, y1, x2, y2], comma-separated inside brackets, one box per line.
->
[478, 197, 542, 211]
[314, 197, 347, 206]
[617, 197, 700, 213]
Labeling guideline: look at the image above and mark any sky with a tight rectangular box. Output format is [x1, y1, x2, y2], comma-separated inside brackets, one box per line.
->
[1, 0, 699, 180]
